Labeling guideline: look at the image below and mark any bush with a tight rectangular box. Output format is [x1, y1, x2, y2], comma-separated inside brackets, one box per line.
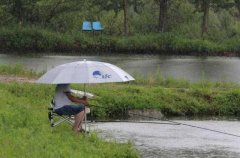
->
[171, 38, 224, 54]
[213, 90, 240, 115]
[1, 26, 240, 55]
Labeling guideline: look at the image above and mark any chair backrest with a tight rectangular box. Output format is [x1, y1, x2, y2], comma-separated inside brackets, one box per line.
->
[51, 99, 55, 107]
[82, 21, 92, 31]
[92, 21, 104, 31]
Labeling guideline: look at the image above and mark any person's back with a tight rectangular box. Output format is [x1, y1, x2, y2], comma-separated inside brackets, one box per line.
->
[54, 84, 72, 110]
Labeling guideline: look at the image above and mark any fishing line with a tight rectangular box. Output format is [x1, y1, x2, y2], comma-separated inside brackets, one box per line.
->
[90, 104, 240, 138]
[93, 120, 179, 125]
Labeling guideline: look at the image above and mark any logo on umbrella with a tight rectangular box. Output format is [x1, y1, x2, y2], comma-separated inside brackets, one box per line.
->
[93, 71, 111, 79]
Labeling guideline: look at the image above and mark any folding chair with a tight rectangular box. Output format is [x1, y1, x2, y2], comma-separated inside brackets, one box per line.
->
[82, 21, 92, 31]
[48, 100, 74, 127]
[48, 100, 91, 130]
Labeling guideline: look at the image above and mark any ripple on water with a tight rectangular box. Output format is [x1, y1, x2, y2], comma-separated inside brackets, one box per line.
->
[95, 121, 240, 158]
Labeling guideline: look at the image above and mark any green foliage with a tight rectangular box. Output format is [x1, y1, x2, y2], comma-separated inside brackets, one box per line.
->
[100, 10, 124, 35]
[130, 0, 158, 33]
[2, 25, 240, 54]
[224, 35, 240, 53]
[168, 0, 200, 35]
[0, 0, 240, 54]
[171, 38, 224, 53]
[115, 33, 177, 50]
[0, 26, 76, 51]
[213, 90, 240, 115]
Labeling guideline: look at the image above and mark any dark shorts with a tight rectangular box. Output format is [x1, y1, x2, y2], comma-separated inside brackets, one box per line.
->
[54, 105, 85, 116]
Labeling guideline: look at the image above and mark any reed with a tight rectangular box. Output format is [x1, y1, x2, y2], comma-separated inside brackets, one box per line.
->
[0, 64, 42, 78]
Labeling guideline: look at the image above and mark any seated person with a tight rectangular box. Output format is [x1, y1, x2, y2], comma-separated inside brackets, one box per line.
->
[53, 84, 89, 133]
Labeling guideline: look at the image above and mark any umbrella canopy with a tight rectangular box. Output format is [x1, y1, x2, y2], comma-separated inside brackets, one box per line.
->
[36, 60, 135, 84]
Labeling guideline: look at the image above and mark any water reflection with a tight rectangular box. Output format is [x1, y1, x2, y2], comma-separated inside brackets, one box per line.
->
[1, 54, 240, 83]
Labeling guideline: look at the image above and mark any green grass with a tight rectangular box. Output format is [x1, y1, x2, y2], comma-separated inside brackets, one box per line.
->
[0, 64, 43, 78]
[0, 82, 139, 158]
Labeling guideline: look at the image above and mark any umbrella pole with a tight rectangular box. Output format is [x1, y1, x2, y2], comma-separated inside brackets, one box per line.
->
[84, 83, 87, 133]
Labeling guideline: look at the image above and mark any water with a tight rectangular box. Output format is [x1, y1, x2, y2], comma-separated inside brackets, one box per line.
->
[1, 53, 240, 82]
[95, 121, 240, 158]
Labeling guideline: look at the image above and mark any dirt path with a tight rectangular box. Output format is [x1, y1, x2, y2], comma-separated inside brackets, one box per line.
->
[0, 75, 36, 83]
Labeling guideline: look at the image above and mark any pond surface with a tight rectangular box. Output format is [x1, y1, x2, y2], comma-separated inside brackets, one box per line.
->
[95, 120, 240, 158]
[1, 53, 240, 83]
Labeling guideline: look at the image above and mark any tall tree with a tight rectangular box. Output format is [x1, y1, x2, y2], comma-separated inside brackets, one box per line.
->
[201, 0, 210, 37]
[93, 0, 142, 35]
[192, 0, 234, 37]
[0, 0, 84, 26]
[0, 0, 38, 25]
[234, 0, 240, 17]
[159, 0, 169, 32]
[154, 0, 171, 32]
[123, 0, 129, 35]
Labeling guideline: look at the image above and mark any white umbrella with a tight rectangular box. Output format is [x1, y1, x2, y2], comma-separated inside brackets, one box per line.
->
[36, 59, 134, 84]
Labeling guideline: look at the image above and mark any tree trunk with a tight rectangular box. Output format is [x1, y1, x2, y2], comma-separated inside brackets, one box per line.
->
[201, 0, 210, 37]
[235, 0, 240, 18]
[123, 0, 128, 35]
[159, 0, 168, 32]
[14, 0, 23, 25]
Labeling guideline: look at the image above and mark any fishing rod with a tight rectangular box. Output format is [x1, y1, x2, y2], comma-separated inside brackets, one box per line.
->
[89, 104, 240, 138]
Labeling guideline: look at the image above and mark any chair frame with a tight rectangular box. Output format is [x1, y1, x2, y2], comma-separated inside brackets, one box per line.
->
[48, 100, 74, 127]
[48, 100, 91, 131]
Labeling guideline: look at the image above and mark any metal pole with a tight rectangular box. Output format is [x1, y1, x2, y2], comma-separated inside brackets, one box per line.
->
[84, 83, 87, 133]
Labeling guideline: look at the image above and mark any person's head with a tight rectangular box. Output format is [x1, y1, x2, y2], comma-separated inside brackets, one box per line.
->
[56, 84, 70, 92]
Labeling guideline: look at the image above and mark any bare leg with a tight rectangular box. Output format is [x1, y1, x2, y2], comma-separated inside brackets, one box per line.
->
[77, 111, 85, 131]
[73, 111, 85, 132]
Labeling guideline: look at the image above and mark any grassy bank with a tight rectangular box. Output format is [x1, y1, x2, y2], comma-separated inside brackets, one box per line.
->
[0, 64, 42, 78]
[1, 64, 240, 118]
[1, 27, 240, 55]
[0, 82, 139, 158]
[87, 81, 240, 118]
